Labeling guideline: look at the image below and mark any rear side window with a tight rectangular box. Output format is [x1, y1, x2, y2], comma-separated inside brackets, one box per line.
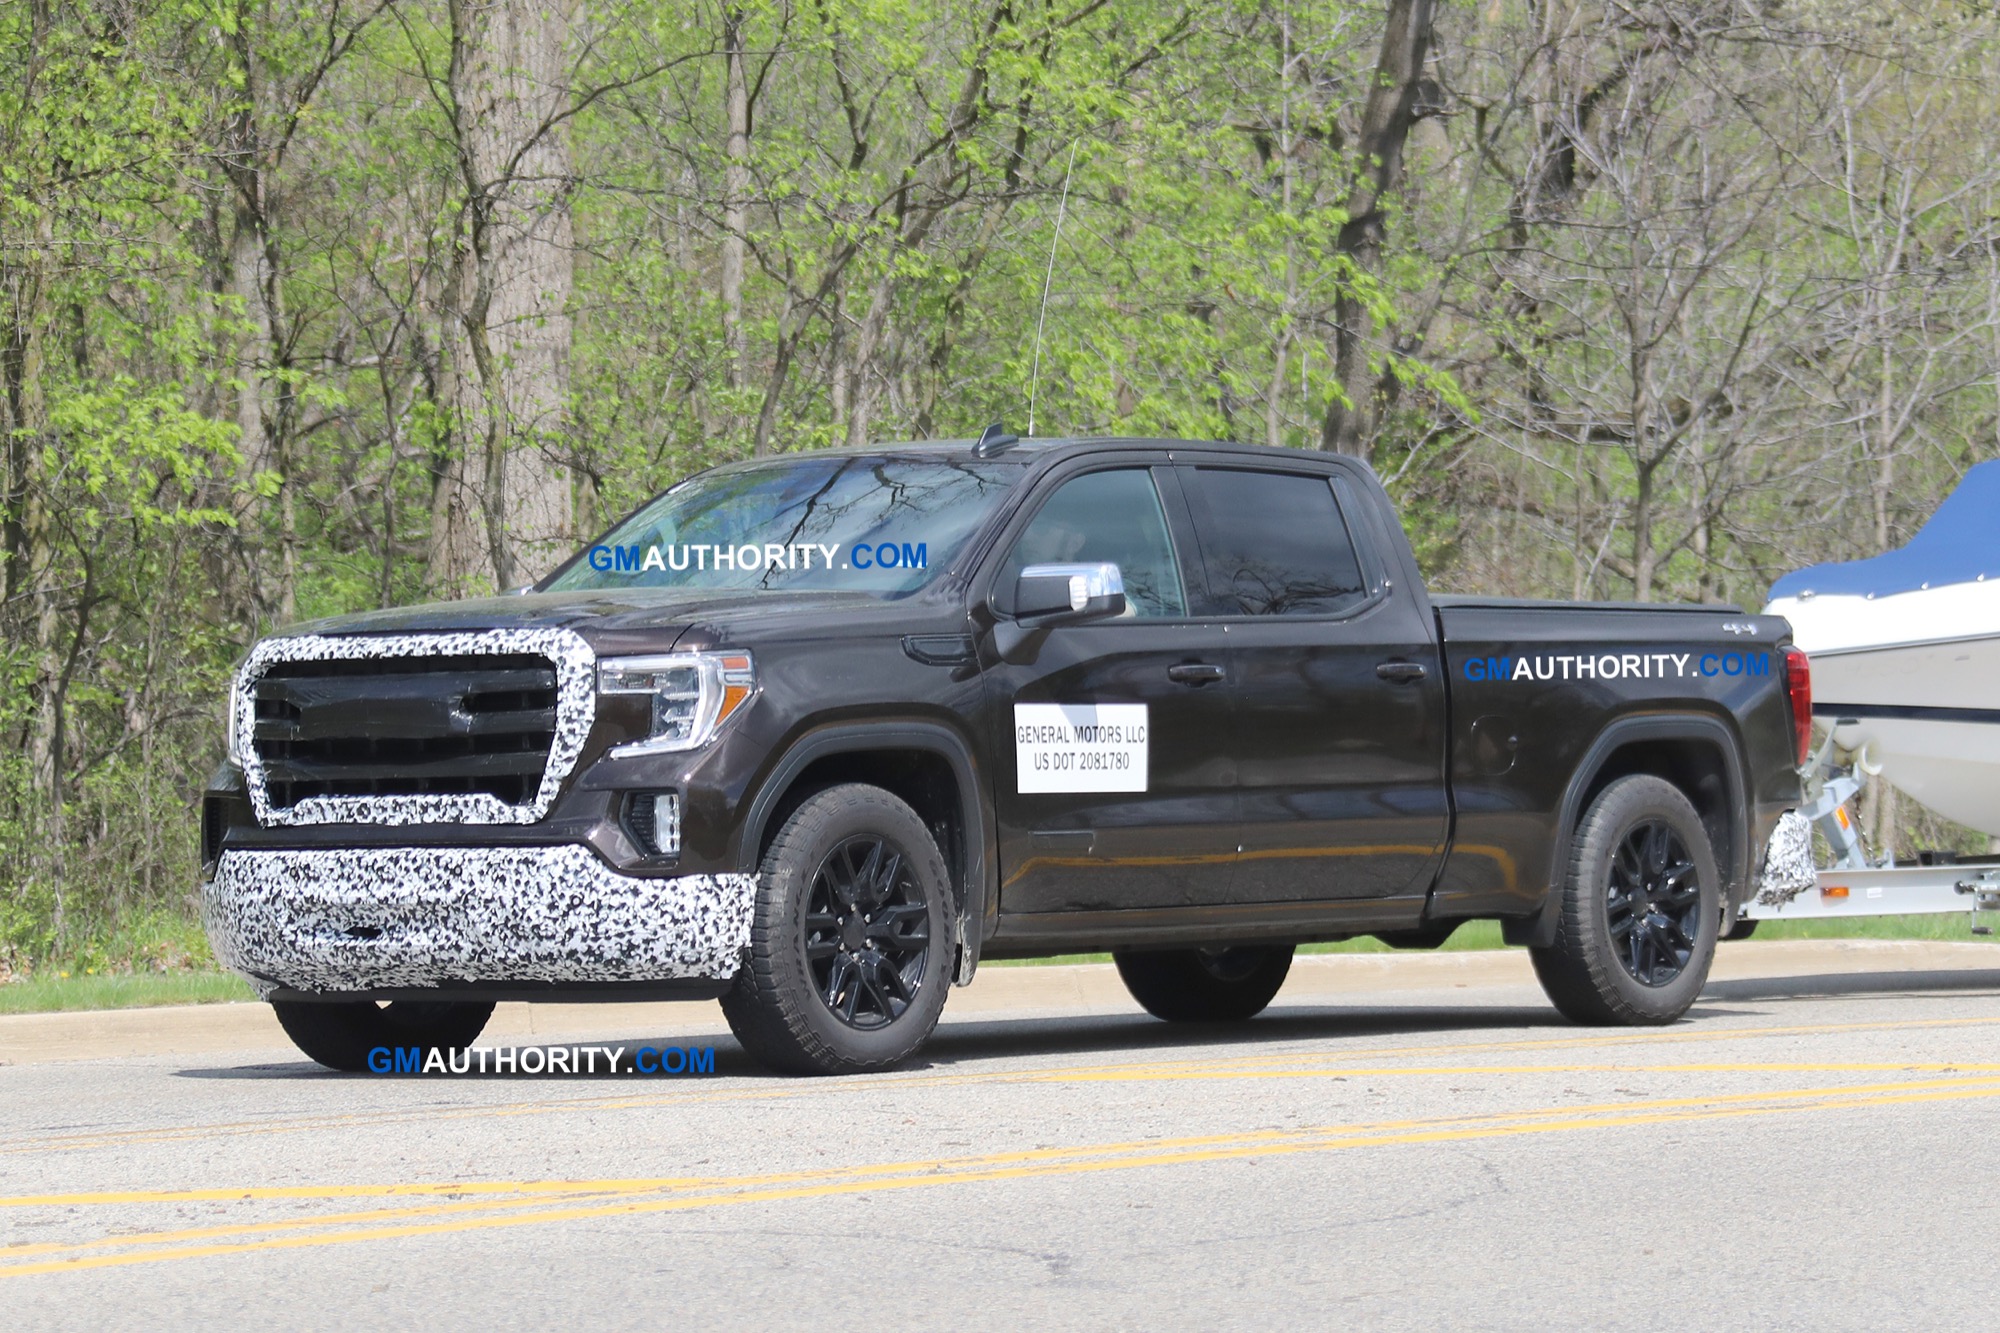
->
[1185, 468, 1369, 617]
[1000, 469, 1187, 618]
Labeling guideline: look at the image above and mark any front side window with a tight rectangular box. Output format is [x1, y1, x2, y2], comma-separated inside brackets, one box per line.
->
[1000, 469, 1187, 618]
[544, 455, 1020, 597]
[1186, 468, 1369, 617]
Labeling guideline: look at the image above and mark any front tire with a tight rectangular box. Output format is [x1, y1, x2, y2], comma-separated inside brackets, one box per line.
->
[272, 999, 494, 1072]
[1529, 774, 1721, 1025]
[721, 784, 954, 1074]
[1113, 945, 1295, 1022]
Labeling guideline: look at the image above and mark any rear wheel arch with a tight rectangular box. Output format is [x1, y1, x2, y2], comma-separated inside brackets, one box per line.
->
[1529, 773, 1722, 1025]
[1507, 713, 1750, 948]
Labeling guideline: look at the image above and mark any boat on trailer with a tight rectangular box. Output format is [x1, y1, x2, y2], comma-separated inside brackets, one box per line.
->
[1764, 460, 2000, 839]
[1750, 462, 2000, 927]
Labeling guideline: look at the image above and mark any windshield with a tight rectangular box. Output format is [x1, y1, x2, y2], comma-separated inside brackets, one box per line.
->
[545, 454, 1022, 596]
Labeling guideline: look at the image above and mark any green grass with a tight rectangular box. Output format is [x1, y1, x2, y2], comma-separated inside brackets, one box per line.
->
[1300, 922, 1511, 953]
[0, 971, 254, 1015]
[3, 914, 1990, 1015]
[1736, 913, 1995, 943]
[988, 915, 1998, 969]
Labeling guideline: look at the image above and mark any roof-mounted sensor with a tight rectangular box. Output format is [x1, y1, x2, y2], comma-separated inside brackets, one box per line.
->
[972, 422, 1020, 457]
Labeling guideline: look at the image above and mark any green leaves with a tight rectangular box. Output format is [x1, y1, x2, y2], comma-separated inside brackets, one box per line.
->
[43, 380, 239, 532]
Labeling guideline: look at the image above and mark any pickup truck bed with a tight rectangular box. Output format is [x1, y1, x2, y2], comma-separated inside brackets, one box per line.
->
[1434, 598, 1799, 932]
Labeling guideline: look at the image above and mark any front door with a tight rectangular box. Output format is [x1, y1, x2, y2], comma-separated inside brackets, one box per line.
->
[983, 464, 1239, 914]
[1177, 463, 1449, 902]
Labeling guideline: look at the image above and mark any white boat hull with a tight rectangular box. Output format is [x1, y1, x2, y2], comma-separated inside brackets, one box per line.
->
[1766, 584, 2000, 836]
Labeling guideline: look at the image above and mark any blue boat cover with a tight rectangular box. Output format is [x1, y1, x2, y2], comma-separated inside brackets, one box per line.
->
[1769, 460, 2000, 599]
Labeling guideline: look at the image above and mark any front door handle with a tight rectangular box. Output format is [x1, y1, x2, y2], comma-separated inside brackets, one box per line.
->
[1376, 660, 1428, 684]
[1167, 662, 1226, 685]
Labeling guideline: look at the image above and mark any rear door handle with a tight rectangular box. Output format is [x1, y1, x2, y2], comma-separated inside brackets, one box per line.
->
[1376, 661, 1428, 683]
[1167, 662, 1226, 685]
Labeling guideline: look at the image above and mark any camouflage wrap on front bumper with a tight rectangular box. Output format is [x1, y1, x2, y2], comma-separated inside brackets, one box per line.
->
[203, 845, 754, 996]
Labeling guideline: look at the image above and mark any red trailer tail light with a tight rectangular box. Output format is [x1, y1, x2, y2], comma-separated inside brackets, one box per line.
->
[1783, 646, 1812, 767]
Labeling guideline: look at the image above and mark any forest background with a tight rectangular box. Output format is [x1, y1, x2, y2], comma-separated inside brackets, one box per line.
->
[4, 0, 1998, 971]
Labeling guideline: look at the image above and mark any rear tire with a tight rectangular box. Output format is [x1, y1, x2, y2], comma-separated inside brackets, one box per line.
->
[272, 999, 494, 1072]
[1529, 774, 1720, 1026]
[721, 784, 954, 1074]
[1113, 945, 1294, 1022]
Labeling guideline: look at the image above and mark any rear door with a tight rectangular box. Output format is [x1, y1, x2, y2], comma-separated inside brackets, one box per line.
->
[1178, 462, 1449, 903]
[981, 462, 1239, 914]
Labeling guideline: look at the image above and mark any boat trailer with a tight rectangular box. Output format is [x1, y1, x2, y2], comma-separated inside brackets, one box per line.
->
[1742, 724, 2000, 933]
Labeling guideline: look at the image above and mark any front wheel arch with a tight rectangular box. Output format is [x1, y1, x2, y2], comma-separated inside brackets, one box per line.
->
[721, 782, 955, 1073]
[736, 720, 997, 975]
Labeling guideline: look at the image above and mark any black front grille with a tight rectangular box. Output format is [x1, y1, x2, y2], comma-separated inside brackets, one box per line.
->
[250, 654, 558, 808]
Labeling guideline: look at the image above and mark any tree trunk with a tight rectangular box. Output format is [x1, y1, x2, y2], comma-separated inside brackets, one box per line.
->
[224, 150, 298, 625]
[1873, 339, 1894, 552]
[1631, 461, 1656, 601]
[1321, 0, 1435, 459]
[721, 7, 750, 425]
[16, 294, 59, 805]
[1, 253, 43, 618]
[912, 197, 1011, 436]
[750, 286, 795, 457]
[845, 275, 894, 448]
[226, 200, 274, 532]
[430, 0, 578, 596]
[1267, 8, 1297, 451]
[216, 0, 384, 624]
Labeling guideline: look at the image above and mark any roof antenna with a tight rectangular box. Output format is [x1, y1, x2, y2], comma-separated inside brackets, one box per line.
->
[1026, 140, 1078, 438]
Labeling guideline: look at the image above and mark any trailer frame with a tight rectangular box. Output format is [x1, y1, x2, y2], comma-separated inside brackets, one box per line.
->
[1740, 724, 2000, 931]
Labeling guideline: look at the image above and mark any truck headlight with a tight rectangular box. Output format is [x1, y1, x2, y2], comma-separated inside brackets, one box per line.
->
[225, 660, 249, 768]
[599, 651, 755, 756]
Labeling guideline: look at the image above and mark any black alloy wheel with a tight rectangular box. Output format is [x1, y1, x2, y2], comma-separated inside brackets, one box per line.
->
[804, 834, 932, 1030]
[1604, 820, 1702, 987]
[721, 783, 954, 1074]
[1528, 773, 1721, 1026]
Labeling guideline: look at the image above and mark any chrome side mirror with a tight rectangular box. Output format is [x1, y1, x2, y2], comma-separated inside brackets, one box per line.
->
[1014, 562, 1126, 625]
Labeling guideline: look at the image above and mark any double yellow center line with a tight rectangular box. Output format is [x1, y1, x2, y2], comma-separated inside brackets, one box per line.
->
[15, 1013, 2000, 1158]
[7, 1063, 2000, 1279]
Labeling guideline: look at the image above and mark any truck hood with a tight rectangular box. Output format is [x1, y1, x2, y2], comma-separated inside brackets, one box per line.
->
[275, 587, 944, 650]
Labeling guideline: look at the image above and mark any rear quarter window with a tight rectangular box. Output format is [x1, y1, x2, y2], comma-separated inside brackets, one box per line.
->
[1184, 468, 1370, 617]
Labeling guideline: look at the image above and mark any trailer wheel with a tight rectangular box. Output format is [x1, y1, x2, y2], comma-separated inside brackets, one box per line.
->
[1530, 775, 1720, 1025]
[720, 783, 953, 1074]
[272, 999, 494, 1072]
[1113, 945, 1294, 1022]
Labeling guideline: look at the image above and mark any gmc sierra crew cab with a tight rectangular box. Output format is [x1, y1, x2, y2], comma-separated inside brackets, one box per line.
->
[200, 434, 1810, 1074]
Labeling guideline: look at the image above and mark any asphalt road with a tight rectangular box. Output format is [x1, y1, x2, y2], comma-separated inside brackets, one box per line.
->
[8, 941, 2000, 1330]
